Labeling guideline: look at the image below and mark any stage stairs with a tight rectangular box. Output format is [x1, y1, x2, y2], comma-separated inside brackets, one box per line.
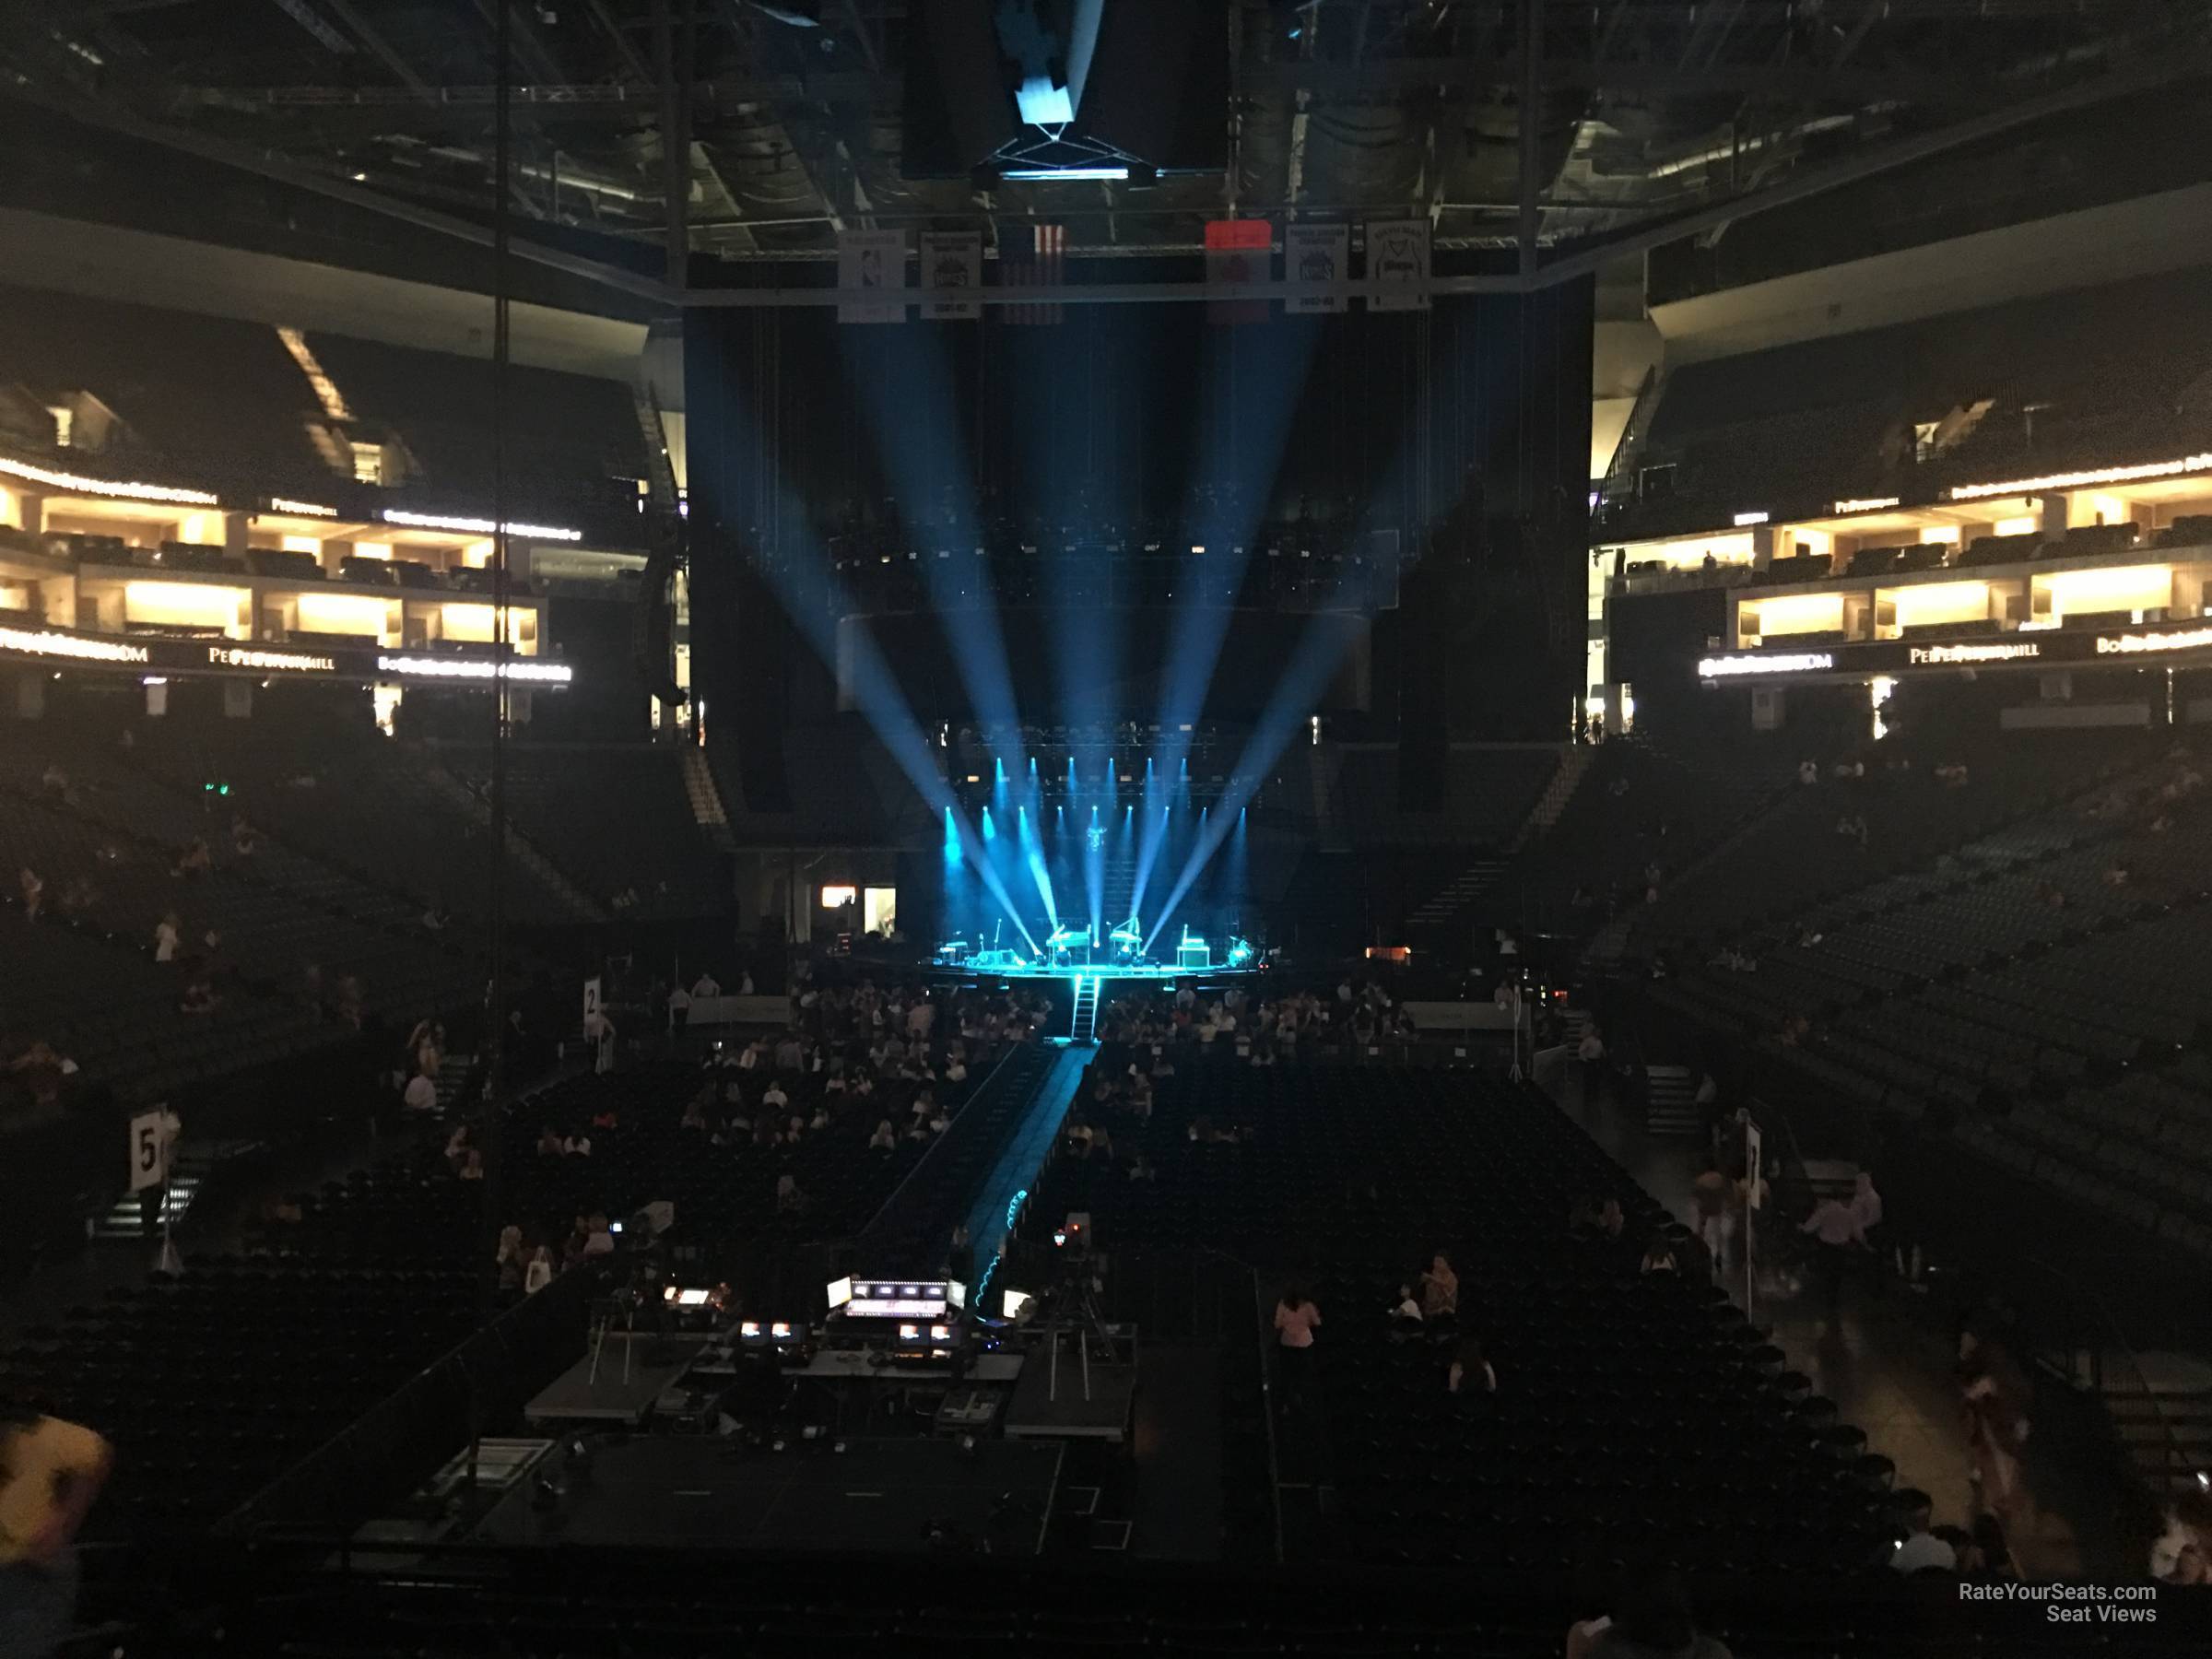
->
[1071, 976, 1101, 1044]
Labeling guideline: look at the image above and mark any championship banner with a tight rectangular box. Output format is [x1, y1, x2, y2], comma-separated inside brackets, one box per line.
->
[921, 230, 982, 320]
[1285, 224, 1348, 314]
[1205, 218, 1272, 324]
[1006, 223, 1065, 325]
[1366, 218, 1430, 312]
[836, 229, 907, 324]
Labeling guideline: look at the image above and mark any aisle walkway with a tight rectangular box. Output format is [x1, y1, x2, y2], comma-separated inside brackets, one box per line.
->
[1557, 1074, 1975, 1525]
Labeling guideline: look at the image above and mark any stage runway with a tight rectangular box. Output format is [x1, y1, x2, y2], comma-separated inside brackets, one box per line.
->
[473, 1434, 1064, 1557]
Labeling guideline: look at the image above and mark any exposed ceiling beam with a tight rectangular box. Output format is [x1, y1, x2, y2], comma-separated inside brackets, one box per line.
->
[1258, 53, 1956, 101]
[0, 80, 675, 305]
[323, 0, 434, 100]
[267, 0, 353, 56]
[583, 0, 657, 86]
[1535, 43, 2212, 288]
[472, 0, 566, 88]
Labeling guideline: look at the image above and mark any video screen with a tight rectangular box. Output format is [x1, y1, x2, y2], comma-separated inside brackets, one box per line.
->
[847, 1279, 949, 1319]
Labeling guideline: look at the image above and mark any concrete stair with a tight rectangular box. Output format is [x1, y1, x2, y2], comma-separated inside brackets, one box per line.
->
[1407, 858, 1509, 929]
[1642, 1064, 1703, 1137]
[2101, 1382, 2212, 1499]
[93, 1138, 265, 1240]
[419, 763, 606, 923]
[678, 747, 736, 852]
[1511, 745, 1594, 851]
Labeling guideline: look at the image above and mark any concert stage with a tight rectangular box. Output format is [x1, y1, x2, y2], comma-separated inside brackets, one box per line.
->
[471, 1434, 1064, 1557]
[928, 959, 1260, 984]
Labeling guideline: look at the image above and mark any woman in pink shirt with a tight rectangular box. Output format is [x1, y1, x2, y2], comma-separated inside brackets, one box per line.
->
[1274, 1287, 1321, 1401]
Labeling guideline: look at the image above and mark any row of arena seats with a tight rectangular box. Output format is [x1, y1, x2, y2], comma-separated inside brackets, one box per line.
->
[1653, 745, 2212, 1256]
[142, 1573, 2166, 1659]
[0, 757, 481, 1011]
[124, 722, 592, 928]
[1446, 733, 1803, 935]
[0, 906, 331, 1100]
[1, 729, 487, 1094]
[0, 1263, 478, 1536]
[1636, 728, 2156, 950]
[1324, 746, 1559, 849]
[437, 747, 727, 918]
[1027, 1058, 1889, 1576]
[28, 530, 537, 594]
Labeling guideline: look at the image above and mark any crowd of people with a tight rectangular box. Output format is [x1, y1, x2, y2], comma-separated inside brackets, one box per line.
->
[428, 971, 1052, 1304]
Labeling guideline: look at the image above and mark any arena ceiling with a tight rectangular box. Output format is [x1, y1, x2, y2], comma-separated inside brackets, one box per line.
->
[3, 1, 2210, 299]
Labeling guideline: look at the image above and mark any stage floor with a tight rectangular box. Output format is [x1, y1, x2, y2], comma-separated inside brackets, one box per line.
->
[524, 1334, 711, 1425]
[472, 1435, 1064, 1557]
[926, 961, 1258, 983]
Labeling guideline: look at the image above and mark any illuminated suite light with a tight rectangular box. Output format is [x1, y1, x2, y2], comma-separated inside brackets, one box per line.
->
[2038, 564, 2173, 618]
[376, 653, 573, 685]
[123, 581, 243, 629]
[268, 498, 337, 519]
[1832, 497, 1900, 514]
[1743, 593, 1843, 636]
[0, 626, 150, 665]
[1948, 453, 2212, 501]
[439, 602, 535, 644]
[1732, 511, 1770, 526]
[0, 454, 218, 507]
[1907, 641, 2040, 665]
[296, 592, 393, 635]
[380, 509, 582, 543]
[1697, 652, 1835, 677]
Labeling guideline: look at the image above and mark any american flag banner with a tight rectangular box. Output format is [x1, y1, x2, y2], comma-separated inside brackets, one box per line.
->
[1007, 222, 1065, 324]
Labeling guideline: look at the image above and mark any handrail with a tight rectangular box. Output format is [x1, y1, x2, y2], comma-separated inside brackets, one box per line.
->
[2016, 1254, 2198, 1494]
[1601, 363, 1662, 501]
[1201, 1245, 1286, 1567]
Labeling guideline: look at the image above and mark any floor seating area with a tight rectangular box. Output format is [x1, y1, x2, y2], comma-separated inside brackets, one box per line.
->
[4, 1037, 997, 1542]
[1030, 1057, 1889, 1576]
[439, 747, 726, 917]
[264, 1062, 950, 1288]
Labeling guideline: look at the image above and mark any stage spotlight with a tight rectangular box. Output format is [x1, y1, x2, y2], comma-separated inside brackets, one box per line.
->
[982, 807, 995, 841]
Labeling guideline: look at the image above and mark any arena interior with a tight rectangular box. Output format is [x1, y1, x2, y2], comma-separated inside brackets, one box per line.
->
[4, 3, 2212, 1654]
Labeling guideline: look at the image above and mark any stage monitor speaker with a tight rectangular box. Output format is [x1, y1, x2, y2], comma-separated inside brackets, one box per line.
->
[1080, 1, 1230, 171]
[902, 0, 1018, 177]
